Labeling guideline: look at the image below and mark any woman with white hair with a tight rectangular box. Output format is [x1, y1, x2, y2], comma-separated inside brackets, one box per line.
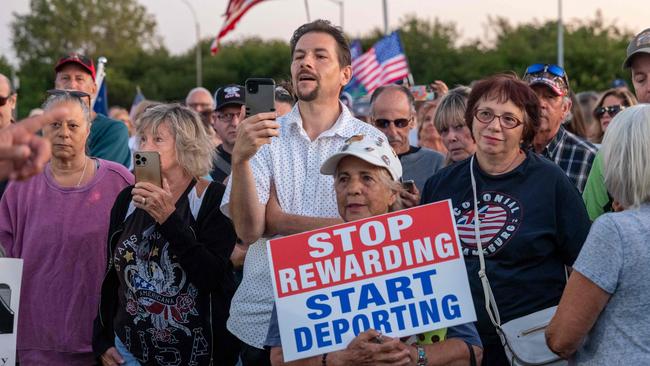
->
[93, 104, 239, 366]
[266, 134, 482, 366]
[546, 104, 650, 364]
[0, 90, 133, 365]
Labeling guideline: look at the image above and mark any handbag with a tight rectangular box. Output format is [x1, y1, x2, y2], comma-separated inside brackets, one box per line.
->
[469, 156, 567, 366]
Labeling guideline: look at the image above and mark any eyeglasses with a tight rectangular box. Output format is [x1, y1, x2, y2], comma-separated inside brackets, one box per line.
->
[373, 117, 412, 129]
[46, 89, 92, 105]
[594, 105, 625, 118]
[216, 112, 241, 123]
[474, 109, 523, 129]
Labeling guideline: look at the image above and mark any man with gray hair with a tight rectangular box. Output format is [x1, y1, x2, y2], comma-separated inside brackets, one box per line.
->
[185, 86, 221, 145]
[524, 63, 597, 193]
[369, 84, 444, 207]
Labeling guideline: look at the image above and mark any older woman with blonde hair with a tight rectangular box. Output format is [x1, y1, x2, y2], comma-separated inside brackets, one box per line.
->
[93, 104, 239, 366]
[417, 101, 447, 154]
[0, 90, 133, 365]
[547, 105, 650, 364]
[434, 86, 476, 164]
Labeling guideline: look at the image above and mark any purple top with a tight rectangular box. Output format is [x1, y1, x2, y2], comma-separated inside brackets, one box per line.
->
[0, 159, 133, 360]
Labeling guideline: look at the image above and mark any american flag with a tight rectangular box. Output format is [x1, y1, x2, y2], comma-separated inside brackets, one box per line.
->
[352, 32, 410, 94]
[456, 204, 508, 247]
[210, 0, 266, 55]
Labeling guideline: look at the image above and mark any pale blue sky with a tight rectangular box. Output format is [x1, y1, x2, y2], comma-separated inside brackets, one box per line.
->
[2, 0, 648, 66]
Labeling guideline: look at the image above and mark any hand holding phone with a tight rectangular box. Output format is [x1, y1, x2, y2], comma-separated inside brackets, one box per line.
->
[134, 151, 162, 188]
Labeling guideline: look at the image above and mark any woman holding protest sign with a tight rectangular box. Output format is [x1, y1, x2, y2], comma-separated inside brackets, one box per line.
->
[420, 74, 591, 365]
[266, 134, 482, 366]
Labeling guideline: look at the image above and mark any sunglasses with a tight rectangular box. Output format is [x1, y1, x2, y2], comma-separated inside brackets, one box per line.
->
[0, 93, 14, 107]
[524, 63, 566, 78]
[373, 117, 411, 129]
[47, 89, 92, 104]
[594, 105, 625, 118]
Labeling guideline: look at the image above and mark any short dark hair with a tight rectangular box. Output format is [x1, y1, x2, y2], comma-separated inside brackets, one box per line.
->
[290, 19, 351, 67]
[465, 74, 541, 147]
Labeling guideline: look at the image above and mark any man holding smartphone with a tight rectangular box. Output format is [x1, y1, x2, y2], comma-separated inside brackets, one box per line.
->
[220, 20, 387, 365]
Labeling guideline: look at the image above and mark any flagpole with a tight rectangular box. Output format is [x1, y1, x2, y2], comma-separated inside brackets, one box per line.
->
[181, 0, 202, 86]
[304, 0, 311, 21]
[382, 0, 389, 35]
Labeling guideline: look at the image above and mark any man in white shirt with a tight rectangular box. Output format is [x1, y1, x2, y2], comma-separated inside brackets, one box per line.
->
[220, 19, 386, 365]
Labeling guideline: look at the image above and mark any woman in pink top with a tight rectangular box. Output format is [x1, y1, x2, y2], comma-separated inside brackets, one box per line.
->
[0, 90, 133, 365]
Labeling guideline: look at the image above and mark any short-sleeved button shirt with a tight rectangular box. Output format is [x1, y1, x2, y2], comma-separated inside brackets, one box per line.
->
[221, 103, 386, 348]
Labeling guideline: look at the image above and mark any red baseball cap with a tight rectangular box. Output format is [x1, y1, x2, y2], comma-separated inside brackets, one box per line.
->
[54, 53, 96, 81]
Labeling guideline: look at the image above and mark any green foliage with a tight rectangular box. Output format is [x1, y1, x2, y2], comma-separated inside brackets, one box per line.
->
[8, 5, 637, 118]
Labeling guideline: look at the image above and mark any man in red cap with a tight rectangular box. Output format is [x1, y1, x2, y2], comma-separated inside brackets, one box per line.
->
[54, 53, 130, 167]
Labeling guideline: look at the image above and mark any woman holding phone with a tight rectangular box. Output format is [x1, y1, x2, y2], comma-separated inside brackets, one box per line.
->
[93, 104, 240, 366]
[0, 91, 133, 365]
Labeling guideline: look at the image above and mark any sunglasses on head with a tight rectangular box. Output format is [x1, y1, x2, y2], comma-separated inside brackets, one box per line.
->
[525, 63, 566, 78]
[594, 105, 625, 118]
[373, 117, 411, 129]
[47, 89, 91, 101]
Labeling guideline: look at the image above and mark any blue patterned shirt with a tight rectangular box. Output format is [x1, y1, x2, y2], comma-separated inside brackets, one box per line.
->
[540, 126, 598, 193]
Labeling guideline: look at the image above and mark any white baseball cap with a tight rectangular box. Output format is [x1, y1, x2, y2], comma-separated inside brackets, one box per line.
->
[320, 134, 402, 181]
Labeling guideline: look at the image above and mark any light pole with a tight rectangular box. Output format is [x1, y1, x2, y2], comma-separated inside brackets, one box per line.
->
[182, 0, 202, 87]
[326, 0, 344, 30]
[558, 0, 564, 68]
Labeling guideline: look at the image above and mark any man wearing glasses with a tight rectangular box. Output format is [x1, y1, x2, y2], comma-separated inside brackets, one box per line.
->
[186, 86, 223, 146]
[210, 84, 245, 183]
[524, 63, 597, 193]
[369, 84, 444, 207]
[54, 53, 130, 168]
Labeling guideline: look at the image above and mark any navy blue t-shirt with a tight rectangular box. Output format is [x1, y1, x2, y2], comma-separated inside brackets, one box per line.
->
[420, 151, 590, 344]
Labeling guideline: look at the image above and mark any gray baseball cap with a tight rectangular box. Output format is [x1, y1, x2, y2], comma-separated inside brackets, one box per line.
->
[623, 28, 650, 69]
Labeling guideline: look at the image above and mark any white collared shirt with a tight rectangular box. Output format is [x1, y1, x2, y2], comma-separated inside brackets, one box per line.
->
[221, 103, 385, 348]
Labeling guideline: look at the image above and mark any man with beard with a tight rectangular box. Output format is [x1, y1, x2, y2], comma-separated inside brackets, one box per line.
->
[524, 64, 597, 193]
[220, 20, 386, 365]
[369, 84, 444, 206]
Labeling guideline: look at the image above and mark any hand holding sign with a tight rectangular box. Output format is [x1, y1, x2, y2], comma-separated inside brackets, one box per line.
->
[267, 200, 476, 361]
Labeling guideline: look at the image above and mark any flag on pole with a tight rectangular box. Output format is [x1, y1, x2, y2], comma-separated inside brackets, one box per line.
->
[352, 31, 410, 94]
[93, 80, 108, 115]
[210, 0, 267, 55]
[343, 40, 368, 98]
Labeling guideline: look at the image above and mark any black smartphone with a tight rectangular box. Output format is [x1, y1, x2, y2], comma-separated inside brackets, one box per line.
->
[134, 151, 162, 188]
[245, 78, 276, 117]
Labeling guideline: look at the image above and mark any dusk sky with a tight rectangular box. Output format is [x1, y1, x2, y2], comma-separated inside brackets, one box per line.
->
[1, 0, 648, 66]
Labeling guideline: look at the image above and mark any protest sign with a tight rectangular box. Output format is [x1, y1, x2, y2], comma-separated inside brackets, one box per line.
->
[268, 200, 476, 361]
[0, 258, 23, 366]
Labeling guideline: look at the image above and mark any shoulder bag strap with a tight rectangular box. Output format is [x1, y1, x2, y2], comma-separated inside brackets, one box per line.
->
[470, 155, 502, 329]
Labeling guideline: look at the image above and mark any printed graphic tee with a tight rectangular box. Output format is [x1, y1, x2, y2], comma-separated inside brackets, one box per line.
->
[420, 151, 590, 344]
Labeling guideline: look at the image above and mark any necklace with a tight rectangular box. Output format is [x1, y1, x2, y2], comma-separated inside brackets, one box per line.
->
[76, 158, 89, 187]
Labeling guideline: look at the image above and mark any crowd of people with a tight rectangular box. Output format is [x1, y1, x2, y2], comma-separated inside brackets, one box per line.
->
[0, 19, 649, 366]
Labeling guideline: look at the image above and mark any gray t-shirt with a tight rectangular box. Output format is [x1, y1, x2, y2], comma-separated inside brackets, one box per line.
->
[572, 203, 650, 365]
[399, 146, 445, 192]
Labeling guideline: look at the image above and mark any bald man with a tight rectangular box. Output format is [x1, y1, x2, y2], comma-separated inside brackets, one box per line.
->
[0, 74, 17, 130]
[185, 87, 222, 146]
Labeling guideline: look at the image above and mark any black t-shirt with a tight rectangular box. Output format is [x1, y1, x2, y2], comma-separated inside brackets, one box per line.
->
[420, 151, 590, 344]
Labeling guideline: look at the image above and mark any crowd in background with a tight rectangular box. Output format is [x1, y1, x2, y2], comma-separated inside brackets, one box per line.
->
[0, 19, 649, 366]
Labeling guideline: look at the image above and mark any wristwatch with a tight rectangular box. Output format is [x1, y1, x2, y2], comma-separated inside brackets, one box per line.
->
[416, 344, 428, 366]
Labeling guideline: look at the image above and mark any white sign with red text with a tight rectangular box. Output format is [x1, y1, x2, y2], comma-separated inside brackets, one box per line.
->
[268, 200, 476, 361]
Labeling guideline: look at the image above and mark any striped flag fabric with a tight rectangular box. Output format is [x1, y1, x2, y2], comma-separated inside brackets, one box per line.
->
[210, 0, 267, 55]
[352, 32, 410, 94]
[343, 40, 367, 98]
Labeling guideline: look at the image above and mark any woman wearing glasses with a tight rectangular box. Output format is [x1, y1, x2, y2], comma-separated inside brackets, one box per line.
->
[0, 90, 133, 365]
[592, 88, 637, 144]
[420, 74, 591, 365]
[582, 89, 637, 221]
